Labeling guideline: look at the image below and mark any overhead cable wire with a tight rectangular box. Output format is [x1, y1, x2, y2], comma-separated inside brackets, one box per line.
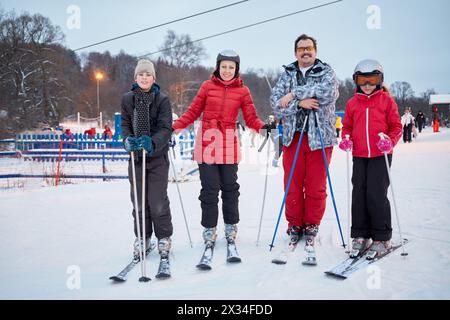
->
[73, 0, 250, 51]
[139, 0, 343, 58]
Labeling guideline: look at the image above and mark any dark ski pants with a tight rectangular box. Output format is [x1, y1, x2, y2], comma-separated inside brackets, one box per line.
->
[351, 155, 392, 241]
[403, 124, 412, 142]
[418, 122, 424, 133]
[128, 152, 173, 240]
[198, 163, 240, 228]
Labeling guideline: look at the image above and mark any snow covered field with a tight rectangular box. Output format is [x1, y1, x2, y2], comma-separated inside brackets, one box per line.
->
[0, 128, 449, 300]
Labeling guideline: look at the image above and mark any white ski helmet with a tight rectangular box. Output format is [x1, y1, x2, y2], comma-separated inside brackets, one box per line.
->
[353, 59, 384, 81]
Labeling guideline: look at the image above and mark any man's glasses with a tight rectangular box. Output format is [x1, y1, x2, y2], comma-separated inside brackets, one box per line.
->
[296, 46, 315, 53]
[355, 74, 383, 86]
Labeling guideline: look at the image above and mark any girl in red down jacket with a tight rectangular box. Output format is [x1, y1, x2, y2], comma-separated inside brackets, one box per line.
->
[173, 50, 269, 267]
[340, 59, 402, 258]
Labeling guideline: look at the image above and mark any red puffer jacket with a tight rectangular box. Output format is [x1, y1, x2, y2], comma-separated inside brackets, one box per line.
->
[173, 76, 265, 164]
[342, 89, 402, 158]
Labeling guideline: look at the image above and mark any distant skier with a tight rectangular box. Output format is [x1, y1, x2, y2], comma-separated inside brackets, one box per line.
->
[416, 110, 425, 133]
[121, 59, 173, 278]
[401, 107, 415, 143]
[64, 128, 74, 140]
[172, 50, 270, 269]
[339, 59, 403, 258]
[102, 125, 113, 140]
[335, 115, 342, 139]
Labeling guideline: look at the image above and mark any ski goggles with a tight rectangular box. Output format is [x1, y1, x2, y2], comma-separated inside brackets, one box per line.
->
[354, 73, 383, 86]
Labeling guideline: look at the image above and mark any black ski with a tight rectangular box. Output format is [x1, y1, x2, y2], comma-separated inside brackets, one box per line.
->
[226, 240, 241, 263]
[196, 243, 215, 270]
[325, 239, 408, 279]
[109, 241, 156, 282]
[155, 257, 171, 279]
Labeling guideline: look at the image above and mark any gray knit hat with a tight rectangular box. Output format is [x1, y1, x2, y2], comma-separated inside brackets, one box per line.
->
[134, 59, 156, 79]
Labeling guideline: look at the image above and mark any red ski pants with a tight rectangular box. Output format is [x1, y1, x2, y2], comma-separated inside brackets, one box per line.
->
[282, 133, 332, 228]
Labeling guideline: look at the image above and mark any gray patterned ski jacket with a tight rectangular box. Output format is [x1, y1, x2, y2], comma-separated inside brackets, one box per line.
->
[270, 59, 339, 151]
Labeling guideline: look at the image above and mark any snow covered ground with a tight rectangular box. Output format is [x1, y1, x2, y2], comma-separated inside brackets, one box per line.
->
[0, 127, 449, 299]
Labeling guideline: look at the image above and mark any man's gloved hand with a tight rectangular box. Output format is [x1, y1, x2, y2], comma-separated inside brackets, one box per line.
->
[124, 136, 141, 152]
[138, 135, 154, 155]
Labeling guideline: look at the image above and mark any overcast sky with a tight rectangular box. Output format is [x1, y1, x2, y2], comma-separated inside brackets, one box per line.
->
[2, 0, 450, 95]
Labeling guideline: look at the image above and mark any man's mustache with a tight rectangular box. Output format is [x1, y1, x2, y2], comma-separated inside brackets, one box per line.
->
[301, 54, 312, 58]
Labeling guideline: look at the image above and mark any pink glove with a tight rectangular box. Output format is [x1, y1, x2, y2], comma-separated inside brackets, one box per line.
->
[339, 138, 353, 151]
[377, 134, 393, 153]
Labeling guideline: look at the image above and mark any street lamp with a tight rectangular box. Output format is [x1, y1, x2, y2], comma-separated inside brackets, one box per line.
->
[95, 72, 104, 128]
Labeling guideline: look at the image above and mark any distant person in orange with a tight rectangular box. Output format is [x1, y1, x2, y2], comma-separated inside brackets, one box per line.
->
[433, 116, 440, 132]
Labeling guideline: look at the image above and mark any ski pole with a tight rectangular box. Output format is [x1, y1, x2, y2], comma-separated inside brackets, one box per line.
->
[258, 134, 270, 152]
[378, 133, 408, 256]
[269, 111, 310, 251]
[313, 110, 346, 249]
[170, 136, 177, 159]
[139, 149, 151, 282]
[256, 131, 271, 246]
[345, 134, 351, 253]
[130, 151, 145, 279]
[168, 146, 193, 248]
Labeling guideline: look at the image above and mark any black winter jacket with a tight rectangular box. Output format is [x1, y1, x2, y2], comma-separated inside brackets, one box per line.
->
[121, 83, 173, 158]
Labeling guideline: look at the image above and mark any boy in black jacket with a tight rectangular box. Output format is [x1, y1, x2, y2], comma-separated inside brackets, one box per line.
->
[121, 59, 173, 278]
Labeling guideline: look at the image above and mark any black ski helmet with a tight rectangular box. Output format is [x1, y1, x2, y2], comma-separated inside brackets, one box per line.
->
[214, 49, 240, 79]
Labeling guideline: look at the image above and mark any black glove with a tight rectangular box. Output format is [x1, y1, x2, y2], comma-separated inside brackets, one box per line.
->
[262, 124, 272, 132]
[261, 124, 272, 137]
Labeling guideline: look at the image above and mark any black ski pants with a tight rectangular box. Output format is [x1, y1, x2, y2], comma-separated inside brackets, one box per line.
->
[351, 155, 393, 241]
[403, 124, 412, 142]
[198, 163, 240, 228]
[128, 152, 173, 240]
[418, 121, 424, 133]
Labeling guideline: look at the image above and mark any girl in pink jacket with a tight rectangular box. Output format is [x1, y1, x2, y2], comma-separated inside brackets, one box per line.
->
[339, 59, 402, 258]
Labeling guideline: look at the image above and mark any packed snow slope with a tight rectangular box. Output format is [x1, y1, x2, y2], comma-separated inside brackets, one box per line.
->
[1, 128, 449, 299]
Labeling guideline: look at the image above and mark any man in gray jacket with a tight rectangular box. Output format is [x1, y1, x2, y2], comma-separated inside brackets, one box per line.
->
[270, 34, 339, 248]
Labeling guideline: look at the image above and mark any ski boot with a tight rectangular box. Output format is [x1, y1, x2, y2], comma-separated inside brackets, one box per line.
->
[286, 225, 304, 247]
[196, 227, 217, 270]
[302, 224, 318, 266]
[349, 237, 372, 258]
[225, 224, 241, 263]
[366, 240, 392, 260]
[133, 237, 152, 261]
[155, 237, 172, 279]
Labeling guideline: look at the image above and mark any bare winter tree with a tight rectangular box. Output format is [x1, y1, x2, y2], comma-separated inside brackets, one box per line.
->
[335, 78, 355, 111]
[158, 30, 207, 69]
[420, 88, 436, 102]
[0, 10, 67, 135]
[155, 30, 207, 114]
[390, 81, 415, 106]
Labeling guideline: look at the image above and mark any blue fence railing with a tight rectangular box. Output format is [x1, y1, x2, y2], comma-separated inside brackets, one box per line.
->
[0, 129, 197, 161]
[14, 133, 123, 151]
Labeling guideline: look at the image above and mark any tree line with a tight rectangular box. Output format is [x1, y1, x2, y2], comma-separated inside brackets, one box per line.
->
[0, 10, 436, 139]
